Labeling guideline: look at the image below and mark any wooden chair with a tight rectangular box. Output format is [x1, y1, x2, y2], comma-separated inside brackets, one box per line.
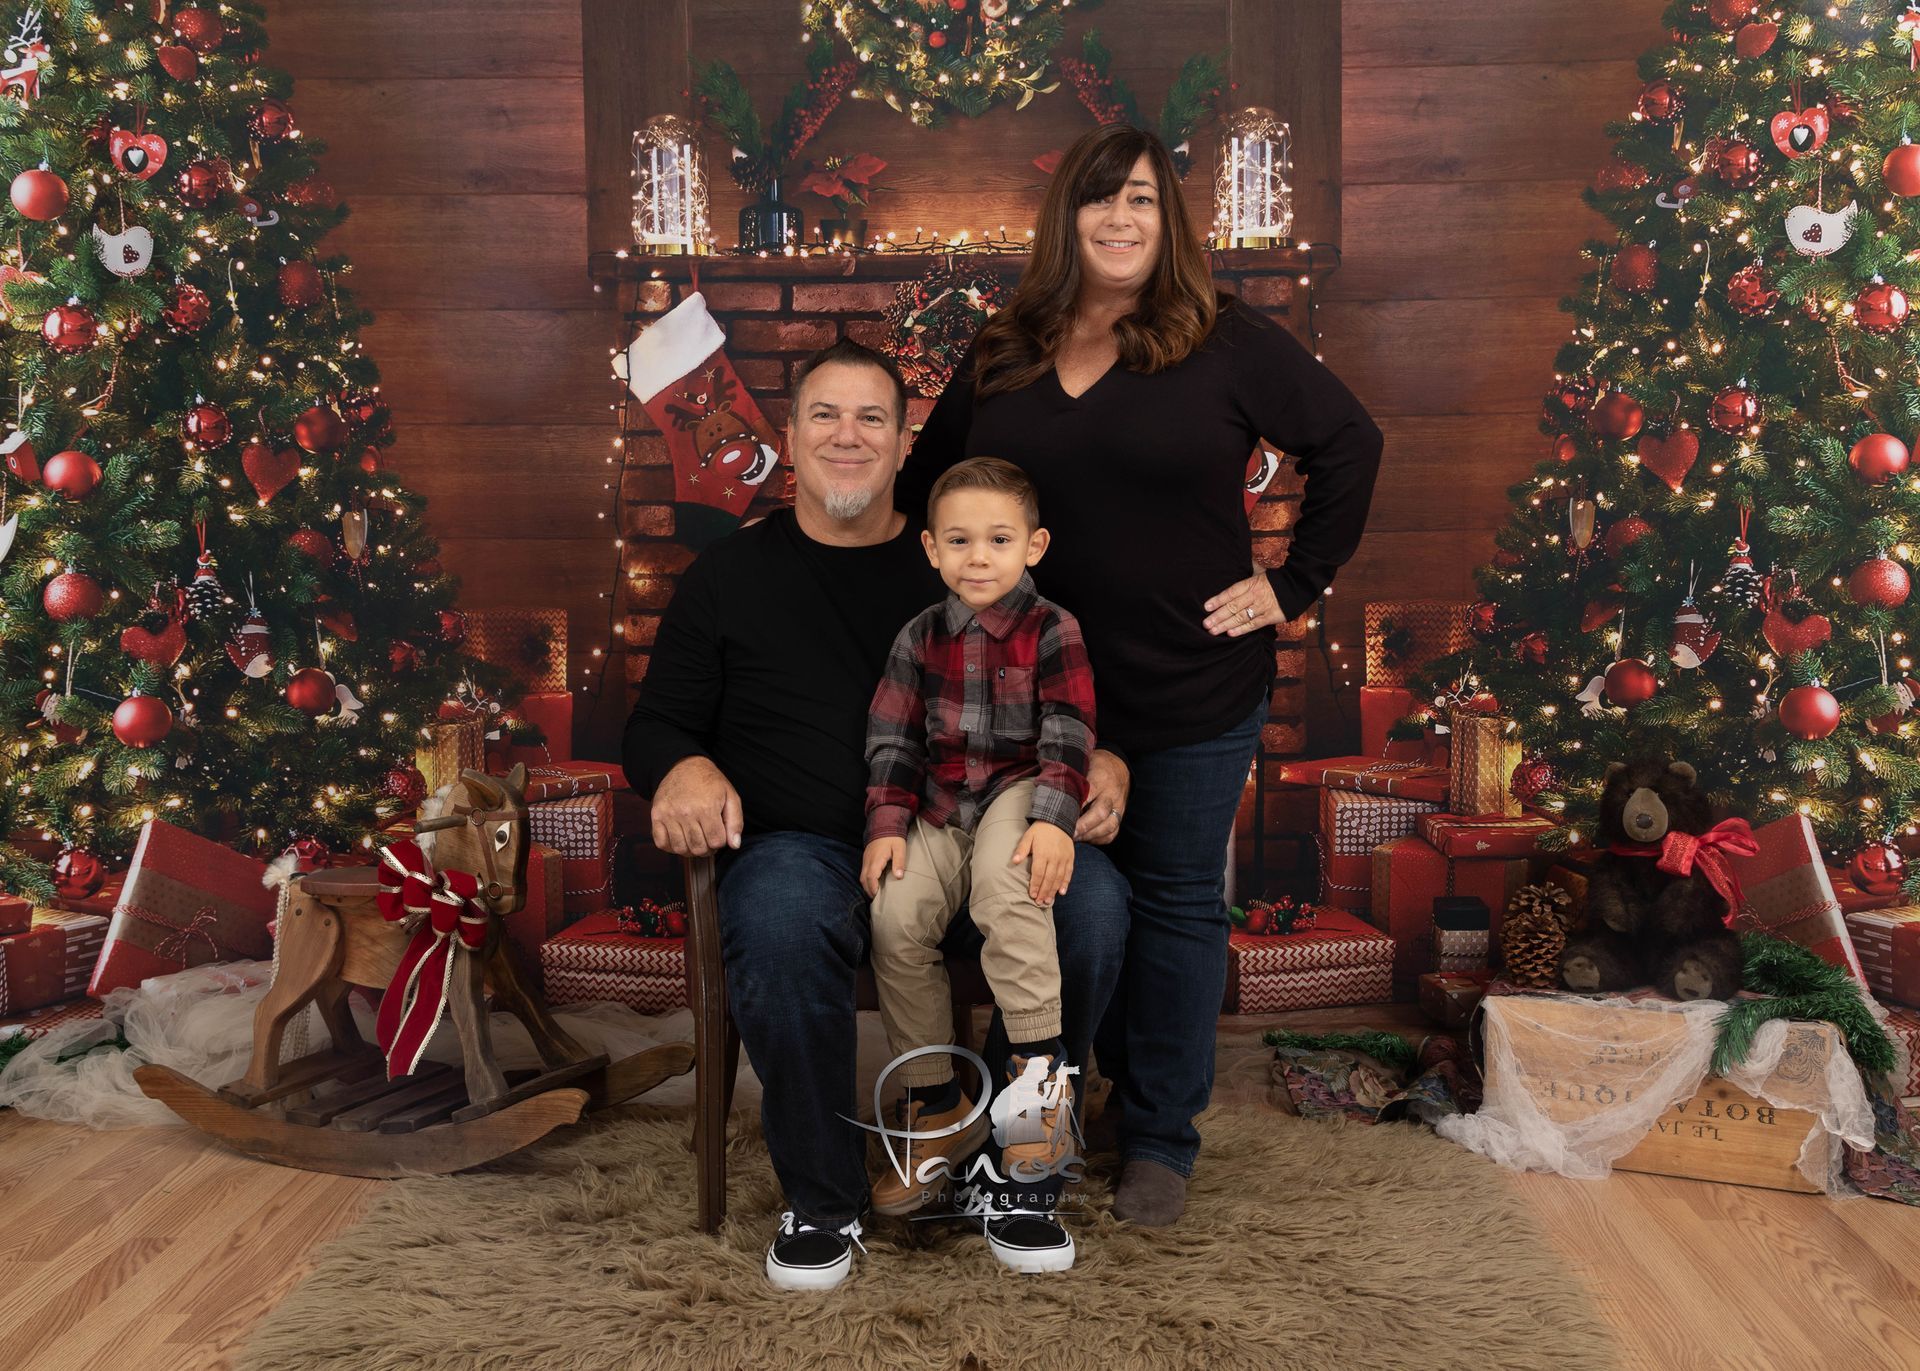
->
[683, 852, 995, 1234]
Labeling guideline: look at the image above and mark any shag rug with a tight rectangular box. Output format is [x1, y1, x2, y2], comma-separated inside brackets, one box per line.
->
[240, 1069, 1616, 1371]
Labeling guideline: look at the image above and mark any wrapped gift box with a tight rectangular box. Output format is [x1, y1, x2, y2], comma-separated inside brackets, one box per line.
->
[1886, 1005, 1920, 1099]
[1360, 686, 1420, 759]
[1, 994, 105, 1040]
[417, 717, 485, 795]
[1280, 756, 1450, 804]
[490, 691, 575, 769]
[517, 761, 629, 804]
[465, 608, 568, 693]
[1448, 710, 1522, 818]
[541, 910, 687, 1015]
[1831, 870, 1905, 915]
[89, 820, 275, 997]
[2, 909, 109, 1014]
[1417, 812, 1557, 861]
[529, 792, 614, 915]
[1370, 838, 1524, 996]
[1727, 814, 1869, 988]
[0, 894, 31, 937]
[1319, 788, 1440, 916]
[1363, 600, 1472, 688]
[1436, 927, 1490, 972]
[500, 841, 567, 971]
[1222, 907, 1394, 1013]
[1419, 968, 1494, 1028]
[1846, 906, 1920, 1008]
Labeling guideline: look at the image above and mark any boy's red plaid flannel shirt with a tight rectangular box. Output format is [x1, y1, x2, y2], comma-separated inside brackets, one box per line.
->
[865, 573, 1095, 843]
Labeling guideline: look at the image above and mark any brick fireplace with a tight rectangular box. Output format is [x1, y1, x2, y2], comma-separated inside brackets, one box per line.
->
[595, 248, 1326, 892]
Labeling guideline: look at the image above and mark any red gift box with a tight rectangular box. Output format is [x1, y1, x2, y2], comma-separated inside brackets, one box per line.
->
[0, 994, 105, 1040]
[1885, 1004, 1920, 1098]
[515, 760, 630, 804]
[1360, 686, 1419, 759]
[1370, 836, 1526, 998]
[0, 894, 31, 937]
[529, 792, 614, 915]
[1727, 814, 1869, 989]
[1318, 787, 1440, 917]
[541, 910, 687, 1014]
[1223, 907, 1394, 1013]
[1846, 906, 1920, 1008]
[1419, 968, 1494, 1028]
[89, 820, 275, 997]
[1281, 756, 1452, 804]
[2, 909, 109, 1014]
[490, 692, 575, 769]
[498, 841, 567, 971]
[465, 608, 568, 693]
[1417, 812, 1557, 860]
[1363, 600, 1472, 688]
[1830, 868, 1905, 915]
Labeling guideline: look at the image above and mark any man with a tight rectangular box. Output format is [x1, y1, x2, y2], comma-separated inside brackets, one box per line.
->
[624, 339, 1130, 1291]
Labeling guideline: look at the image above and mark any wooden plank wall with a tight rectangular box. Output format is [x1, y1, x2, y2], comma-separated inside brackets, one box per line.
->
[267, 0, 1667, 758]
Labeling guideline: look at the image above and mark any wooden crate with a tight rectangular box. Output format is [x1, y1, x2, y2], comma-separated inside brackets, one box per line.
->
[1480, 992, 1839, 1194]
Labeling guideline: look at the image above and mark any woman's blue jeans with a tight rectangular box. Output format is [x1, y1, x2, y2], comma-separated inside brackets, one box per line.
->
[1093, 698, 1265, 1176]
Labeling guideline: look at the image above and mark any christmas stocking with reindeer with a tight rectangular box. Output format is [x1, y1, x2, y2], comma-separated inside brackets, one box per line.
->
[613, 291, 781, 546]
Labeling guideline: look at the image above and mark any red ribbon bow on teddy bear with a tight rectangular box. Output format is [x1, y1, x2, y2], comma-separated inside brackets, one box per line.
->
[373, 838, 490, 1079]
[1607, 816, 1759, 928]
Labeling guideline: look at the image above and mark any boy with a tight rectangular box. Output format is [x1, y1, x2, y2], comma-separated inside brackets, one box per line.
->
[861, 456, 1095, 1268]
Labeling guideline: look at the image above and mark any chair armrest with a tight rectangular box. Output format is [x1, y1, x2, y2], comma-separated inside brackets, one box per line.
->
[682, 854, 724, 1015]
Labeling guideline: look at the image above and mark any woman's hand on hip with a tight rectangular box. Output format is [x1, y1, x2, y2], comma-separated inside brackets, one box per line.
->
[1074, 749, 1131, 846]
[1204, 565, 1286, 636]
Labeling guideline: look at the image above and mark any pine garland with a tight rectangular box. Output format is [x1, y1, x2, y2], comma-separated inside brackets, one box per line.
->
[1262, 1028, 1418, 1075]
[1712, 932, 1895, 1076]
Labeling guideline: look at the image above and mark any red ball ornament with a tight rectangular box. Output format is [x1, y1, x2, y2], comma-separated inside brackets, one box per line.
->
[162, 282, 212, 333]
[1848, 841, 1907, 897]
[1636, 79, 1684, 122]
[1886, 144, 1920, 198]
[1604, 516, 1654, 559]
[1588, 390, 1645, 441]
[286, 666, 337, 717]
[43, 570, 104, 621]
[383, 766, 428, 809]
[171, 6, 224, 52]
[10, 166, 67, 221]
[1849, 433, 1910, 485]
[1707, 0, 1758, 30]
[1549, 378, 1596, 417]
[1510, 757, 1559, 805]
[1779, 684, 1841, 740]
[1551, 433, 1578, 464]
[358, 446, 382, 475]
[111, 692, 173, 748]
[53, 848, 105, 900]
[183, 401, 231, 448]
[928, 30, 946, 48]
[1870, 678, 1920, 735]
[293, 405, 346, 454]
[1713, 139, 1762, 189]
[1849, 554, 1911, 608]
[1709, 383, 1759, 434]
[41, 302, 98, 354]
[175, 158, 229, 208]
[41, 449, 101, 499]
[1855, 280, 1909, 335]
[288, 528, 336, 565]
[1604, 658, 1660, 706]
[249, 98, 295, 141]
[1725, 263, 1778, 317]
[278, 260, 324, 310]
[1611, 243, 1660, 294]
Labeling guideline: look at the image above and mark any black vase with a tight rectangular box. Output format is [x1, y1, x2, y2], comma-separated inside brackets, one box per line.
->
[738, 177, 803, 251]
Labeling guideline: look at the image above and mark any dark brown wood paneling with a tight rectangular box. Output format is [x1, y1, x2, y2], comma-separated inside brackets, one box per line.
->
[296, 80, 587, 196]
[330, 196, 598, 311]
[1328, 181, 1601, 301]
[1366, 414, 1550, 533]
[1343, 0, 1666, 68]
[1321, 296, 1567, 418]
[386, 425, 619, 539]
[268, 0, 582, 79]
[358, 310, 615, 427]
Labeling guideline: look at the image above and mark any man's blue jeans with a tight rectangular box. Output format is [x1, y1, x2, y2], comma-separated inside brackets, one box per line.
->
[717, 831, 1130, 1229]
[1093, 699, 1265, 1177]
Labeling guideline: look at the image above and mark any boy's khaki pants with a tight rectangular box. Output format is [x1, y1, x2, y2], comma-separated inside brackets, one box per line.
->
[871, 780, 1064, 1089]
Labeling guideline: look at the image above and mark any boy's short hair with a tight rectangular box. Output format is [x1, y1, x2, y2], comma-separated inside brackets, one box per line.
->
[789, 339, 909, 431]
[927, 456, 1040, 532]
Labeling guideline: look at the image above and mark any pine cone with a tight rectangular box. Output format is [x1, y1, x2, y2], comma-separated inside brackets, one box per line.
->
[1501, 883, 1577, 989]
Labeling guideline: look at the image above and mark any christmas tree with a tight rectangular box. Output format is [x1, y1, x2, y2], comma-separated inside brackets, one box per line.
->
[0, 2, 482, 902]
[1419, 0, 1920, 877]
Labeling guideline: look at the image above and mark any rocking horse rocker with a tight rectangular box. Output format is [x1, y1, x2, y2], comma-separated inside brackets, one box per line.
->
[135, 765, 692, 1177]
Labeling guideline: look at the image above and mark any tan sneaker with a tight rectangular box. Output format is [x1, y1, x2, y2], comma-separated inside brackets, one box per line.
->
[995, 1055, 1079, 1185]
[871, 1091, 989, 1216]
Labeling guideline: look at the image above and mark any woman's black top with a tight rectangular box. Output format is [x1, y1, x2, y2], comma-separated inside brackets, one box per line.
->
[896, 295, 1384, 756]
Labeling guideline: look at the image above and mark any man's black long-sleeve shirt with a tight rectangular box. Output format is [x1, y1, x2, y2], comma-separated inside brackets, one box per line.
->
[623, 509, 943, 848]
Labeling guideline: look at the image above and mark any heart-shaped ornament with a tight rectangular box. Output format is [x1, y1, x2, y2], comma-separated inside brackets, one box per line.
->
[1735, 21, 1778, 57]
[2, 429, 37, 482]
[156, 44, 197, 80]
[1637, 430, 1700, 492]
[91, 224, 154, 278]
[109, 128, 168, 181]
[1762, 603, 1833, 658]
[120, 615, 187, 668]
[1786, 200, 1858, 257]
[1769, 107, 1829, 160]
[241, 440, 301, 502]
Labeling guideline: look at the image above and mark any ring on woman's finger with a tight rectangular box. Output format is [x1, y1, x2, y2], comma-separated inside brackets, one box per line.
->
[1245, 605, 1256, 620]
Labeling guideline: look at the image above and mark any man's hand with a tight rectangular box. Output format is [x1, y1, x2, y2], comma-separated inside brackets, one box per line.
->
[1012, 822, 1075, 905]
[1074, 749, 1131, 845]
[649, 756, 744, 857]
[860, 836, 907, 898]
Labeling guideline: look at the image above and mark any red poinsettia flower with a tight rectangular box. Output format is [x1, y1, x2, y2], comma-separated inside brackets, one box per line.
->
[800, 152, 889, 211]
[836, 151, 887, 186]
[799, 167, 850, 201]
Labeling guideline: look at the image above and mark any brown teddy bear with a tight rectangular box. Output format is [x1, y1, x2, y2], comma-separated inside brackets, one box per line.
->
[1557, 758, 1748, 1001]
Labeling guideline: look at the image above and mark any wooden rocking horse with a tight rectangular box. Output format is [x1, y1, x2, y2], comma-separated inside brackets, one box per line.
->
[135, 765, 692, 1176]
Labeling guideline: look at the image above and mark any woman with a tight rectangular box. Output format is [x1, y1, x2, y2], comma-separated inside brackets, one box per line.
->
[898, 123, 1383, 1226]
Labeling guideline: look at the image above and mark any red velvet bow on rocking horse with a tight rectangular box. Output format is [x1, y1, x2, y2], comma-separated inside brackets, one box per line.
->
[373, 838, 491, 1078]
[1607, 817, 1760, 928]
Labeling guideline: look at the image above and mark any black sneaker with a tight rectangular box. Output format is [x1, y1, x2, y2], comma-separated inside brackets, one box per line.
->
[764, 1210, 867, 1291]
[956, 1185, 1075, 1273]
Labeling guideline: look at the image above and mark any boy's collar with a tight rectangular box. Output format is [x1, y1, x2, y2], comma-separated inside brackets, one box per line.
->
[942, 571, 1037, 640]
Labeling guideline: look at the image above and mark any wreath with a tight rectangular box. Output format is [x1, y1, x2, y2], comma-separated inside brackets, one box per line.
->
[801, 0, 1096, 127]
[882, 262, 1010, 396]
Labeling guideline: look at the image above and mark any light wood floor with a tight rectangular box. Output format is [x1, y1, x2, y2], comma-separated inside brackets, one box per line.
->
[3, 1006, 1917, 1371]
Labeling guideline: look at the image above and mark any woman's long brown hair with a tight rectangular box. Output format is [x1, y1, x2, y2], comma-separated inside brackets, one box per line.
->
[973, 124, 1218, 397]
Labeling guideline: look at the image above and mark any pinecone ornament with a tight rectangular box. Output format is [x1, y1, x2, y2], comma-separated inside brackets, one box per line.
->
[1501, 884, 1578, 989]
[1721, 537, 1764, 610]
[185, 550, 225, 621]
